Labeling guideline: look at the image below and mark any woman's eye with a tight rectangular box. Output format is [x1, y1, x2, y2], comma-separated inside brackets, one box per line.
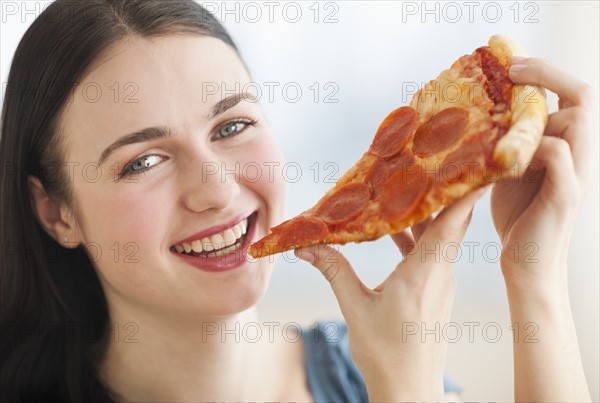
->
[121, 154, 163, 178]
[215, 119, 256, 139]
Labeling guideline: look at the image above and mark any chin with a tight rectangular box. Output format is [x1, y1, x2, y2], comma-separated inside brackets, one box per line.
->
[197, 263, 273, 318]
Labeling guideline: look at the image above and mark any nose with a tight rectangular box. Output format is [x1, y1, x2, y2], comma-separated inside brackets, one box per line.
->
[180, 152, 241, 213]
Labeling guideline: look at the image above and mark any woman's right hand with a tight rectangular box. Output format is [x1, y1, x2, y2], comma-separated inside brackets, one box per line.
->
[296, 186, 489, 401]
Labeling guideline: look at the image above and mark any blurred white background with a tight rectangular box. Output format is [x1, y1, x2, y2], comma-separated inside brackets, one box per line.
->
[2, 1, 598, 401]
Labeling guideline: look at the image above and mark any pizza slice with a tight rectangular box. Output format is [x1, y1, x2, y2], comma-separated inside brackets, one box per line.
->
[248, 34, 548, 259]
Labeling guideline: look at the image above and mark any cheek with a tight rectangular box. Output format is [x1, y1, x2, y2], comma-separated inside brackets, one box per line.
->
[72, 175, 173, 293]
[237, 133, 288, 222]
[77, 182, 169, 249]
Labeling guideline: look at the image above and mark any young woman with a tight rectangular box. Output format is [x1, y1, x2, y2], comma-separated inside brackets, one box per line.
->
[0, 0, 593, 401]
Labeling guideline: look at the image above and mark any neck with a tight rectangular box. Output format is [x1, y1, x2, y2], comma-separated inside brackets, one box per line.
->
[99, 300, 283, 401]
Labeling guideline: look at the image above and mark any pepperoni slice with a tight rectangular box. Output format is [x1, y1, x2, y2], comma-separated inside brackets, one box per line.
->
[278, 216, 329, 247]
[440, 136, 486, 183]
[315, 183, 370, 224]
[365, 150, 415, 198]
[413, 108, 469, 157]
[370, 106, 418, 158]
[476, 46, 512, 107]
[380, 166, 430, 222]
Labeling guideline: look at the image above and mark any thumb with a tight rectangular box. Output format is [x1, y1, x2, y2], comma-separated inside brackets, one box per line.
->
[295, 244, 369, 315]
[418, 184, 490, 248]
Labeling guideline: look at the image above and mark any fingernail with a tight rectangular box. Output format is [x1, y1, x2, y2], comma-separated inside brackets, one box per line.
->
[509, 64, 527, 74]
[295, 248, 315, 264]
[510, 56, 528, 64]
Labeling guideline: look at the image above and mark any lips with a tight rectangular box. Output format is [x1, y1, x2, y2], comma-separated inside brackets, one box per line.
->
[170, 211, 258, 272]
[172, 217, 248, 256]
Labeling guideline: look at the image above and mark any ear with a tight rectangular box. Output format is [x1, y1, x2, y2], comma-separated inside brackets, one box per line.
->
[27, 175, 81, 248]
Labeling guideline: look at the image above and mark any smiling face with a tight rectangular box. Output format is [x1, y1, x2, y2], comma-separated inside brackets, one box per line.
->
[58, 35, 287, 319]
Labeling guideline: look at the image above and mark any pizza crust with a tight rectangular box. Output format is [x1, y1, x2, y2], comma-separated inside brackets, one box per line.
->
[488, 35, 548, 177]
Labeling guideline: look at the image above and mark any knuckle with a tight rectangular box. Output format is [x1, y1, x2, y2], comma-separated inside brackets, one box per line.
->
[570, 106, 588, 122]
[321, 260, 341, 283]
[532, 57, 550, 68]
[528, 56, 545, 65]
[547, 138, 571, 160]
[529, 57, 549, 72]
[571, 106, 588, 121]
[577, 82, 594, 104]
[578, 80, 593, 95]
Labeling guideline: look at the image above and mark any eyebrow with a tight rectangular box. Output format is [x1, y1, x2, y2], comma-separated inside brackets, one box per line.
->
[208, 92, 257, 119]
[97, 93, 257, 165]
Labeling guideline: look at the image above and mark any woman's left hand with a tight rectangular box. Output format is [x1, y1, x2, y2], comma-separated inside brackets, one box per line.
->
[295, 188, 488, 401]
[490, 57, 594, 289]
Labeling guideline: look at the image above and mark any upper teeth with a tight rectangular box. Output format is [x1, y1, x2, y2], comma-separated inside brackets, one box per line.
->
[173, 218, 248, 254]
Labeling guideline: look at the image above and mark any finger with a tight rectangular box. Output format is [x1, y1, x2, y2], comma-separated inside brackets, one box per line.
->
[411, 215, 433, 241]
[509, 57, 593, 108]
[390, 229, 416, 257]
[530, 136, 578, 206]
[405, 185, 489, 269]
[295, 245, 370, 314]
[544, 107, 593, 185]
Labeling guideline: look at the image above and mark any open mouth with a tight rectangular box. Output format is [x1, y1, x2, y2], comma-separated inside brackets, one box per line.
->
[170, 212, 257, 258]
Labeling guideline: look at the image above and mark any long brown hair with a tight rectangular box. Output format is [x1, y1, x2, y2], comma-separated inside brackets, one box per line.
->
[0, 1, 240, 400]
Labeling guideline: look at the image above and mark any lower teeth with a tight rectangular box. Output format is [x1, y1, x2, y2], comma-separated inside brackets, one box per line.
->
[204, 242, 242, 257]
